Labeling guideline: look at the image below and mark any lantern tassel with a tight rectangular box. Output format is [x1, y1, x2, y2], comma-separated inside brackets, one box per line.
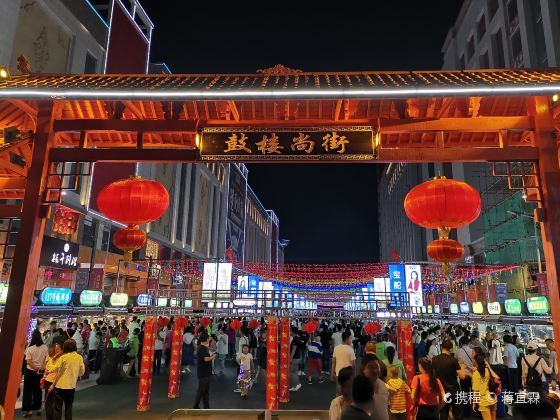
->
[124, 251, 133, 261]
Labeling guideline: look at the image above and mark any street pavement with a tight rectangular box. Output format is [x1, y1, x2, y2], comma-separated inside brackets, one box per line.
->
[70, 359, 334, 419]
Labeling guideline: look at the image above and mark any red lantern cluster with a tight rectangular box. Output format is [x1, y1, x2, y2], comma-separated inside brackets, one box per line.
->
[200, 317, 212, 328]
[157, 316, 170, 328]
[52, 206, 79, 236]
[97, 176, 169, 261]
[364, 322, 381, 335]
[230, 319, 242, 331]
[248, 319, 260, 330]
[303, 322, 317, 334]
[404, 176, 481, 270]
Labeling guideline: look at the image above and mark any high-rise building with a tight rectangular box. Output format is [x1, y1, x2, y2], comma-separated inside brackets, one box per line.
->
[378, 0, 557, 266]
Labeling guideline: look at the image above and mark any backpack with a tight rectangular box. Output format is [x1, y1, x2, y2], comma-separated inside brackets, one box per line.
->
[524, 356, 543, 389]
[486, 368, 502, 395]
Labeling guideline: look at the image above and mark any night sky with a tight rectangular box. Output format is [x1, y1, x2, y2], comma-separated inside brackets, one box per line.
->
[141, 1, 464, 263]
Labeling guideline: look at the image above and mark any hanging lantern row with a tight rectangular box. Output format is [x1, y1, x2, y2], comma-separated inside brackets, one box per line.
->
[404, 176, 481, 272]
[52, 206, 80, 236]
[97, 176, 170, 261]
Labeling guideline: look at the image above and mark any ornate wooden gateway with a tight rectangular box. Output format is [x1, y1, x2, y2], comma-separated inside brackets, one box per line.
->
[0, 67, 560, 414]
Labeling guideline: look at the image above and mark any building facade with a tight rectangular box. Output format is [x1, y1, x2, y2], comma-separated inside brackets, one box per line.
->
[0, 1, 280, 300]
[378, 0, 556, 267]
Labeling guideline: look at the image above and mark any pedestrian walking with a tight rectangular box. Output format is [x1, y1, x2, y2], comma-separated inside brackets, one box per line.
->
[216, 328, 228, 375]
[331, 331, 356, 382]
[289, 326, 302, 391]
[127, 328, 140, 377]
[49, 339, 85, 420]
[385, 365, 411, 420]
[410, 357, 445, 420]
[193, 333, 216, 409]
[43, 341, 63, 420]
[236, 344, 255, 399]
[307, 334, 324, 384]
[22, 330, 48, 418]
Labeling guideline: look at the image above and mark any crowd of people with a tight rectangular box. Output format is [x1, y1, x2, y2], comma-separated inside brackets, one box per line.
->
[19, 316, 560, 420]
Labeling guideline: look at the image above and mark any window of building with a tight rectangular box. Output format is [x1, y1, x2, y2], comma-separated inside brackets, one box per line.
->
[459, 54, 466, 70]
[530, 0, 547, 66]
[176, 164, 187, 242]
[507, 0, 519, 36]
[511, 31, 523, 68]
[477, 14, 486, 40]
[466, 37, 475, 61]
[84, 52, 97, 74]
[480, 51, 490, 68]
[101, 226, 110, 251]
[82, 217, 97, 248]
[488, 0, 499, 19]
[186, 165, 197, 244]
[211, 186, 219, 254]
[492, 29, 506, 68]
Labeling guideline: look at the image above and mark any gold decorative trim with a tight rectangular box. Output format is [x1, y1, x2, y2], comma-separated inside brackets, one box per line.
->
[202, 126, 376, 133]
[199, 154, 375, 161]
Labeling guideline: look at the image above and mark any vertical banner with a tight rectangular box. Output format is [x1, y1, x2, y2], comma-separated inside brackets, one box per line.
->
[168, 317, 186, 398]
[466, 289, 477, 303]
[397, 320, 415, 420]
[397, 320, 415, 381]
[388, 264, 406, 307]
[279, 318, 290, 403]
[495, 283, 507, 303]
[266, 316, 279, 410]
[137, 317, 156, 411]
[536, 273, 549, 296]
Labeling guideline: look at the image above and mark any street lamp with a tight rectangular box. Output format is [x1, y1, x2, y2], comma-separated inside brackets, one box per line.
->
[506, 210, 542, 273]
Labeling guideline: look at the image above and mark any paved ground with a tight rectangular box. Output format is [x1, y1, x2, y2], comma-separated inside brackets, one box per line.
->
[15, 358, 519, 419]
[70, 359, 335, 420]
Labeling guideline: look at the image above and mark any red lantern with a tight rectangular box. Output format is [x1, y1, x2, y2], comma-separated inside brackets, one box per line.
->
[248, 319, 259, 330]
[97, 176, 170, 226]
[364, 322, 381, 335]
[427, 239, 464, 263]
[158, 316, 170, 328]
[200, 317, 212, 328]
[113, 227, 147, 261]
[303, 322, 317, 334]
[404, 176, 481, 233]
[230, 319, 242, 331]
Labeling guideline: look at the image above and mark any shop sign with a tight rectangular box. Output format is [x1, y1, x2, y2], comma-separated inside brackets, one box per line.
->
[460, 302, 470, 314]
[109, 292, 128, 307]
[156, 297, 168, 307]
[137, 294, 152, 306]
[450, 303, 459, 314]
[504, 298, 522, 315]
[41, 287, 72, 305]
[527, 296, 549, 315]
[0, 283, 8, 304]
[487, 302, 502, 315]
[200, 127, 375, 161]
[184, 299, 192, 308]
[427, 305, 433, 314]
[420, 306, 426, 314]
[472, 301, 484, 314]
[79, 290, 102, 306]
[39, 236, 79, 270]
[434, 305, 441, 314]
[495, 283, 507, 304]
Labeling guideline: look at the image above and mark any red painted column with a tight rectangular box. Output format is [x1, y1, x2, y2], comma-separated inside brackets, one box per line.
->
[531, 96, 560, 358]
[137, 317, 157, 411]
[0, 102, 56, 418]
[168, 317, 186, 398]
[266, 316, 278, 410]
[279, 318, 290, 403]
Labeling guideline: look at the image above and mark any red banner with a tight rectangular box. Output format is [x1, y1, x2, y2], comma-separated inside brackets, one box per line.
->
[397, 320, 414, 381]
[279, 318, 290, 403]
[137, 317, 156, 411]
[266, 316, 278, 410]
[466, 288, 477, 303]
[168, 317, 186, 398]
[89, 267, 104, 290]
[536, 273, 549, 295]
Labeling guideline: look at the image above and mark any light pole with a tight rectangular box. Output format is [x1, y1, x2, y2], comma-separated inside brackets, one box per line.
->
[506, 210, 542, 273]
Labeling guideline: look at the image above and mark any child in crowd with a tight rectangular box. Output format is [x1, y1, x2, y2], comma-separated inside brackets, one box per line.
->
[236, 344, 255, 399]
[385, 365, 411, 420]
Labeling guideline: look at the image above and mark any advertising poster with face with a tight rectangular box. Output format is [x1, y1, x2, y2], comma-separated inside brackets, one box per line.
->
[405, 264, 424, 307]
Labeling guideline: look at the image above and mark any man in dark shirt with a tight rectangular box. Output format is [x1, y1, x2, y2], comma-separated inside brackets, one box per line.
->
[289, 326, 302, 391]
[193, 333, 216, 409]
[416, 331, 429, 359]
[320, 326, 332, 375]
[341, 375, 374, 420]
[432, 340, 467, 420]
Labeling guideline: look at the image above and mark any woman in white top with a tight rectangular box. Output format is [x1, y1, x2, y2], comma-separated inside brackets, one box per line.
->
[182, 326, 195, 373]
[22, 329, 48, 417]
[329, 366, 353, 420]
[153, 326, 165, 375]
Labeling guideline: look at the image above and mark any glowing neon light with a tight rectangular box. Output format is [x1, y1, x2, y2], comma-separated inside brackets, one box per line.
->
[41, 288, 72, 305]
